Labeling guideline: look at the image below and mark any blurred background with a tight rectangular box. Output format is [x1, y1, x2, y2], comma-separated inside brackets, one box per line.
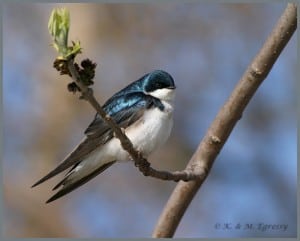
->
[2, 2, 296, 238]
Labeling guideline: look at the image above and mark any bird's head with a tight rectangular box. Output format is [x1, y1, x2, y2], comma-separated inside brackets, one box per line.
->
[142, 70, 176, 102]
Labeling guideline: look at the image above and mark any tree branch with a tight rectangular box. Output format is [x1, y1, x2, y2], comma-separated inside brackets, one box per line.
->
[152, 3, 297, 238]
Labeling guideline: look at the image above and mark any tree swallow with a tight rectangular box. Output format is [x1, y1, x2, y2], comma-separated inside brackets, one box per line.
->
[32, 70, 176, 203]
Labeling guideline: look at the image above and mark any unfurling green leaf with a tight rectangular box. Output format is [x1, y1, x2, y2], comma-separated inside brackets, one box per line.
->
[48, 8, 81, 59]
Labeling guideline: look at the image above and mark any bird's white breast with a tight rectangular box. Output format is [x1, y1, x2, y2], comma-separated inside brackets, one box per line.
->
[105, 87, 175, 161]
[109, 100, 173, 161]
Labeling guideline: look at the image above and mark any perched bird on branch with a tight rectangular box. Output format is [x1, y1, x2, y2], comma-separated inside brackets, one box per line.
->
[32, 70, 176, 203]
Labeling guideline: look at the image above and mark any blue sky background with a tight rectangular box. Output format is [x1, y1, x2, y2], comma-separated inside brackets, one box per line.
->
[2, 2, 297, 238]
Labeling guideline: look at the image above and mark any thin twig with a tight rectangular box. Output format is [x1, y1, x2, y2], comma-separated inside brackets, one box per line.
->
[66, 58, 202, 181]
[152, 3, 297, 238]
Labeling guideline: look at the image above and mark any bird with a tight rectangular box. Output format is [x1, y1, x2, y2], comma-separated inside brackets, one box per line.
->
[32, 70, 176, 203]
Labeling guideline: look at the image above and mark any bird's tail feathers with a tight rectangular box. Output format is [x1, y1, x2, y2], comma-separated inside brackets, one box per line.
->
[46, 161, 115, 203]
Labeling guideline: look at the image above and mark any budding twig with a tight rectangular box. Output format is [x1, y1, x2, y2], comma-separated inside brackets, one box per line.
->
[48, 8, 202, 182]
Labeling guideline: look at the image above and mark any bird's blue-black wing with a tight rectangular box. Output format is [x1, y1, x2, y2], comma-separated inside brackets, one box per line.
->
[31, 92, 154, 188]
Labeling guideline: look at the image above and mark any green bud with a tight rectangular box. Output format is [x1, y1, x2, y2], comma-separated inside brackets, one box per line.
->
[48, 8, 81, 59]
